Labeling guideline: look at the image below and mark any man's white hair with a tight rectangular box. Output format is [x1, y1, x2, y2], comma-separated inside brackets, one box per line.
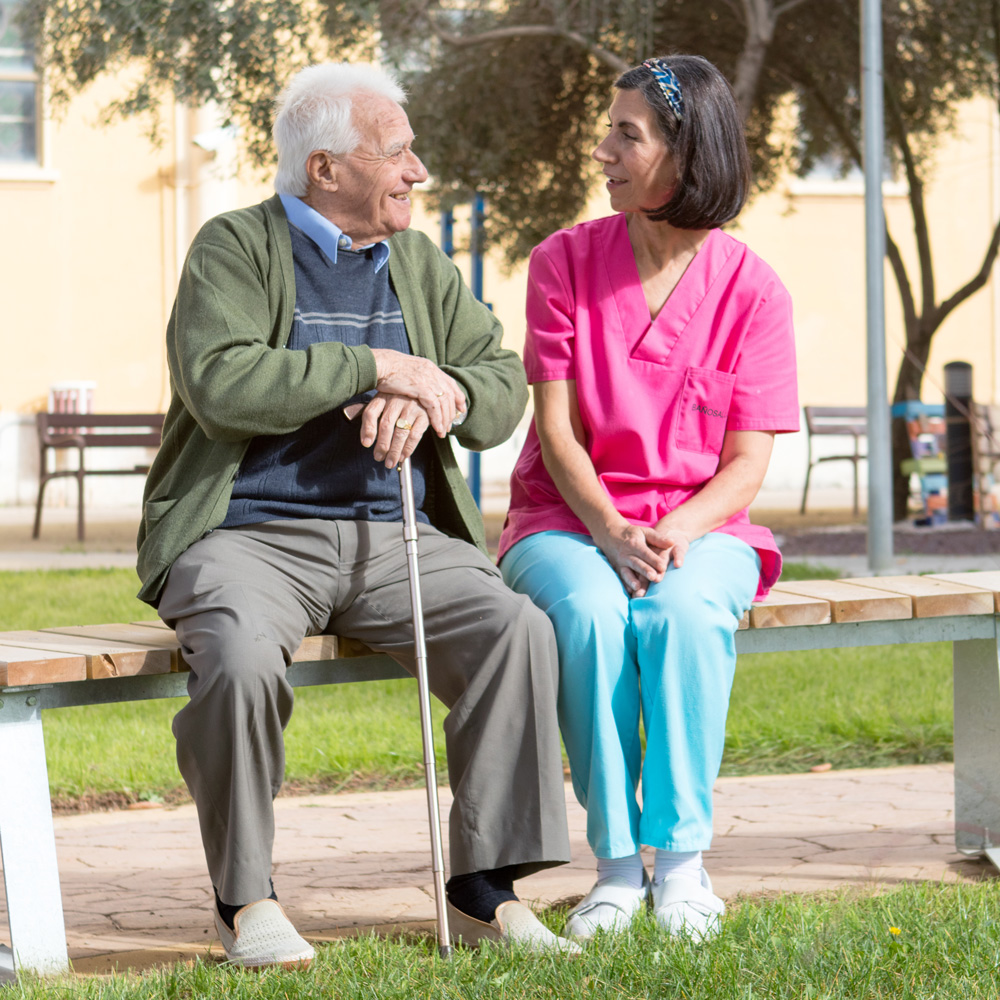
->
[273, 63, 407, 197]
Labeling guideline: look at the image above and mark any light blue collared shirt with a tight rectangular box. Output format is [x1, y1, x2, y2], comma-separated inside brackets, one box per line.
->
[278, 193, 390, 272]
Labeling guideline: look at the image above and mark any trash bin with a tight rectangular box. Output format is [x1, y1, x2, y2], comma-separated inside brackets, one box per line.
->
[943, 362, 974, 522]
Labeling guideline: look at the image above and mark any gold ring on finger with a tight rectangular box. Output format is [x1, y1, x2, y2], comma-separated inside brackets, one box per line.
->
[435, 391, 445, 397]
[395, 418, 413, 431]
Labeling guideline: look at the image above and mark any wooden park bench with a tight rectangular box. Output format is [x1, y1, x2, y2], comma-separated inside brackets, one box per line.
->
[33, 413, 165, 543]
[4, 571, 1000, 977]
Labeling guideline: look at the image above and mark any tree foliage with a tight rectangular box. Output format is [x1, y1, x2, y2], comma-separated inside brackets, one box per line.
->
[19, 0, 376, 163]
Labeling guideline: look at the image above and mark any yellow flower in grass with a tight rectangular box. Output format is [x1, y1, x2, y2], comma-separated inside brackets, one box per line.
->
[889, 926, 902, 936]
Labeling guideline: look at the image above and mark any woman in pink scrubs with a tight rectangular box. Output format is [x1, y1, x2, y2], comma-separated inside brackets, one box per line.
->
[498, 55, 799, 941]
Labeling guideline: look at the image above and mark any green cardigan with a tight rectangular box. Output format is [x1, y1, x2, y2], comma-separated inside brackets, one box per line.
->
[137, 195, 527, 605]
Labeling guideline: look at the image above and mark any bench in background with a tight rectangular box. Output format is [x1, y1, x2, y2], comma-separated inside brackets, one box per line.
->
[800, 405, 867, 516]
[33, 413, 165, 543]
[5, 572, 1000, 977]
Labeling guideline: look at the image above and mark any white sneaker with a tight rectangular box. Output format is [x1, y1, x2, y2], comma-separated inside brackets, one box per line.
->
[448, 900, 582, 954]
[565, 875, 650, 940]
[214, 898, 316, 969]
[650, 869, 724, 941]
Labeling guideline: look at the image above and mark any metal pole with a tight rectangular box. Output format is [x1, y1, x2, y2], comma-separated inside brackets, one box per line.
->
[398, 457, 453, 959]
[862, 0, 893, 571]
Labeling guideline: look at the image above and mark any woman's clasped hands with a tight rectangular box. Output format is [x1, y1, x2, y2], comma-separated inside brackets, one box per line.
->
[596, 518, 691, 598]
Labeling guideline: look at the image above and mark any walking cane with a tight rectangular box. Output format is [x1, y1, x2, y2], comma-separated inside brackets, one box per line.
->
[398, 455, 453, 959]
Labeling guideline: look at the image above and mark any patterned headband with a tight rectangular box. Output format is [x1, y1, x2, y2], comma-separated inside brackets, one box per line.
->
[642, 59, 684, 122]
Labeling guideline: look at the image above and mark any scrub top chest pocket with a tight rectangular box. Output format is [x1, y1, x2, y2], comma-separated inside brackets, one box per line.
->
[675, 367, 736, 454]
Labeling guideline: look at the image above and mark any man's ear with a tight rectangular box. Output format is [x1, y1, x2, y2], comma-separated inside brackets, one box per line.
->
[305, 150, 338, 192]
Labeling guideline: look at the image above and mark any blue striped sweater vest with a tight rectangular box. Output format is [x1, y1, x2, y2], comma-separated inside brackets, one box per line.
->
[221, 224, 430, 528]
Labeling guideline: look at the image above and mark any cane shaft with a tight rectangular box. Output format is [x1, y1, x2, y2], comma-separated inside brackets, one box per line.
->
[399, 458, 453, 957]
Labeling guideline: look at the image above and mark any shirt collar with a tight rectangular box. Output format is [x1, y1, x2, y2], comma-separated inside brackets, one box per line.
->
[278, 193, 390, 272]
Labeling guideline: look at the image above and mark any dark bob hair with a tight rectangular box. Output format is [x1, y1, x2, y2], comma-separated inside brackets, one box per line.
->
[615, 54, 751, 230]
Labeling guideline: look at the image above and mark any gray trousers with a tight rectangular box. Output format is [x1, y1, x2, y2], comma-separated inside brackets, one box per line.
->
[157, 518, 571, 905]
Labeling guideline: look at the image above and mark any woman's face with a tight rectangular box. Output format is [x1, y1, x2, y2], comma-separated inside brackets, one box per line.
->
[592, 88, 678, 215]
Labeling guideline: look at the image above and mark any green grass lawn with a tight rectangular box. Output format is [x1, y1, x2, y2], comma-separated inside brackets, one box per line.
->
[2, 567, 988, 999]
[0, 565, 954, 805]
[12, 883, 1000, 999]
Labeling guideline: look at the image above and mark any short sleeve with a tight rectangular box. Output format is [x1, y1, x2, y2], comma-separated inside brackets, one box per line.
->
[523, 242, 576, 383]
[727, 285, 800, 433]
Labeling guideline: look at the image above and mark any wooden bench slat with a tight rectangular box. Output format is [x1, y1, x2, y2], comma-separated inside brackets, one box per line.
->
[0, 630, 172, 679]
[31, 625, 176, 679]
[926, 571, 1000, 612]
[43, 624, 181, 646]
[293, 635, 339, 661]
[851, 575, 995, 618]
[771, 580, 912, 622]
[750, 589, 832, 628]
[0, 644, 87, 686]
[133, 621, 367, 660]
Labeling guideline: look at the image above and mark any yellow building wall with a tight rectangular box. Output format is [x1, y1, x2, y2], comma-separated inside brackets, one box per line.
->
[733, 97, 999, 410]
[1, 79, 274, 419]
[3, 79, 172, 416]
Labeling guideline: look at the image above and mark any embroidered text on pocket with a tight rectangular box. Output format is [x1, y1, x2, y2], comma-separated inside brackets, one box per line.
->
[675, 367, 735, 454]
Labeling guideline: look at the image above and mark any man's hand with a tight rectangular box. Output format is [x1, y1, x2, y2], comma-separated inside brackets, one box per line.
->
[370, 349, 466, 437]
[346, 393, 432, 469]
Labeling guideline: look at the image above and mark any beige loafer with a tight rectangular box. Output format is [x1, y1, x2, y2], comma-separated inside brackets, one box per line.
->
[214, 898, 316, 969]
[448, 900, 582, 954]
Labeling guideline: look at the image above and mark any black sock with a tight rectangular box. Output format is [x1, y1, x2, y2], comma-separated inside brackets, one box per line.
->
[214, 879, 278, 931]
[446, 865, 520, 923]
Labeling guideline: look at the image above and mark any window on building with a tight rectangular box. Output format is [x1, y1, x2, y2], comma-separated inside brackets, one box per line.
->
[0, 0, 40, 165]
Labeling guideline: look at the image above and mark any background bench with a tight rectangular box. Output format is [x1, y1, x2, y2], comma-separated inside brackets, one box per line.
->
[801, 405, 867, 516]
[4, 572, 1000, 977]
[33, 413, 165, 542]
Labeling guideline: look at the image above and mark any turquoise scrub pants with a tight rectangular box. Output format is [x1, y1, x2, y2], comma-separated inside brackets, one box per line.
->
[501, 530, 761, 859]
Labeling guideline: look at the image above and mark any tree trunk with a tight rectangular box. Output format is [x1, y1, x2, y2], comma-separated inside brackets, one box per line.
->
[732, 0, 776, 118]
[733, 31, 771, 118]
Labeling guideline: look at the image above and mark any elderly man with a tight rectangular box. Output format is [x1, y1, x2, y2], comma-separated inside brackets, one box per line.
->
[136, 62, 574, 967]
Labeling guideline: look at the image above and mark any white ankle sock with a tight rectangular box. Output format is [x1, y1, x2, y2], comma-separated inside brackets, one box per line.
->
[653, 849, 703, 885]
[596, 853, 646, 889]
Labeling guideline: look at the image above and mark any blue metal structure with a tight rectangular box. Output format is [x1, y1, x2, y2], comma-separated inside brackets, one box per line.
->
[440, 200, 485, 508]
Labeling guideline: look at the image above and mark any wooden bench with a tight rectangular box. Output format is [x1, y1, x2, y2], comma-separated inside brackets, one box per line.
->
[801, 406, 867, 516]
[4, 572, 1000, 977]
[33, 413, 165, 542]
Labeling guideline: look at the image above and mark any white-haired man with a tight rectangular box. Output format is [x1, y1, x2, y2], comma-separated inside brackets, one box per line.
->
[137, 63, 574, 967]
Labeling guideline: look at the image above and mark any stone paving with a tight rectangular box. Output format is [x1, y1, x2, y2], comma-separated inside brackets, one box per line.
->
[0, 763, 986, 975]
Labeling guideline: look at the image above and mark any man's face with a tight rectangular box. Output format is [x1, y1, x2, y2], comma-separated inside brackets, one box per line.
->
[328, 94, 429, 244]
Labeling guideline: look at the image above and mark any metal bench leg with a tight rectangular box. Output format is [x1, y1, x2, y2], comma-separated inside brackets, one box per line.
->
[953, 632, 1000, 867]
[801, 459, 814, 514]
[76, 464, 85, 543]
[852, 449, 860, 517]
[32, 475, 48, 541]
[0, 695, 69, 976]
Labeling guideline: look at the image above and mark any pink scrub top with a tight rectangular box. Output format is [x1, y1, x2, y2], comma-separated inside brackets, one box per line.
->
[498, 214, 800, 601]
